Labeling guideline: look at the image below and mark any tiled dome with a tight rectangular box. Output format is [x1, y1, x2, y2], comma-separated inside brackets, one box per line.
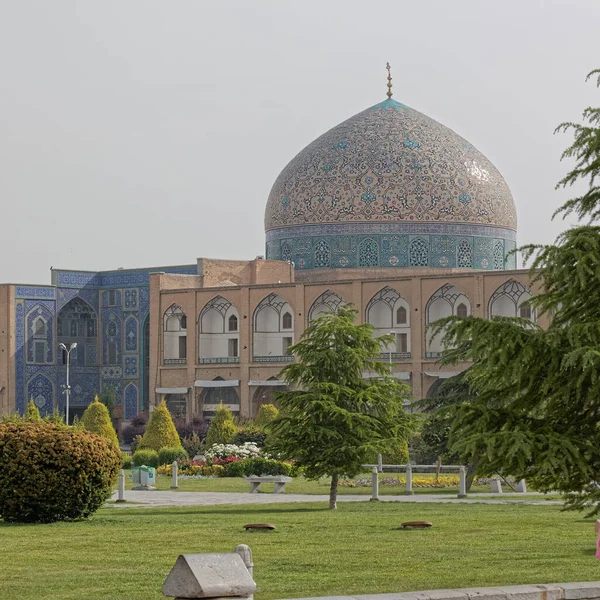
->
[265, 98, 517, 271]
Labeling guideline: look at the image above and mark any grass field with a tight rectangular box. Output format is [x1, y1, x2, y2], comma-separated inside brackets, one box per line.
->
[1, 501, 596, 600]
[121, 471, 524, 496]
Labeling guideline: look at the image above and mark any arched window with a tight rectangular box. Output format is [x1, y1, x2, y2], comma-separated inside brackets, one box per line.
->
[282, 312, 292, 330]
[456, 303, 468, 318]
[519, 302, 532, 320]
[396, 306, 407, 325]
[33, 317, 46, 336]
[228, 314, 238, 332]
[308, 290, 344, 321]
[163, 304, 187, 362]
[253, 294, 294, 360]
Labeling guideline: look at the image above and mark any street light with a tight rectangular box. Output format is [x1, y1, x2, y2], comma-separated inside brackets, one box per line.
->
[59, 342, 77, 425]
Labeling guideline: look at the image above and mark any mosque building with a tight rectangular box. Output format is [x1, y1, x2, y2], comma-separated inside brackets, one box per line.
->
[0, 67, 542, 429]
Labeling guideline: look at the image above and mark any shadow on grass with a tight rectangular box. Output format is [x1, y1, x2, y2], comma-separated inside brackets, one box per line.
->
[119, 506, 332, 517]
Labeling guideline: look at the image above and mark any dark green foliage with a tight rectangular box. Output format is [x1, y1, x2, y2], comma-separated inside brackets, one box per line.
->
[157, 446, 189, 466]
[181, 432, 204, 457]
[132, 449, 159, 468]
[222, 457, 295, 477]
[0, 421, 121, 523]
[428, 71, 600, 513]
[269, 305, 411, 508]
[130, 434, 143, 454]
[231, 426, 268, 447]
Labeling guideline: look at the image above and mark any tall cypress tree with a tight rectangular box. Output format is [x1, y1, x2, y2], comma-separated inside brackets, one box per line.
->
[430, 70, 600, 513]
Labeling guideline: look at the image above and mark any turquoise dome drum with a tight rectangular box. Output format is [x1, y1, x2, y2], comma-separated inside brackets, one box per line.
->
[265, 98, 517, 271]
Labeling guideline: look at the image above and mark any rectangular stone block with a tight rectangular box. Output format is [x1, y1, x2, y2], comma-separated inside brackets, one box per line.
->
[493, 584, 564, 600]
[163, 553, 256, 599]
[557, 583, 600, 600]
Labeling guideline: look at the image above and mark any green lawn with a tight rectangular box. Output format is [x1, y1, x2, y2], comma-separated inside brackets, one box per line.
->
[121, 471, 515, 495]
[0, 502, 597, 600]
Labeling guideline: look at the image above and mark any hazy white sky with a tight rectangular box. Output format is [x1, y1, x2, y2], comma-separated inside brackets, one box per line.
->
[1, 0, 598, 283]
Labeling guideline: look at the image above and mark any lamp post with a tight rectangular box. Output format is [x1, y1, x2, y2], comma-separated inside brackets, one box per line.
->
[59, 342, 77, 425]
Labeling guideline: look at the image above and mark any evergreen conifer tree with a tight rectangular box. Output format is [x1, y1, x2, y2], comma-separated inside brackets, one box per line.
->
[429, 70, 600, 513]
[205, 404, 237, 447]
[82, 395, 119, 447]
[138, 399, 181, 452]
[24, 398, 41, 421]
[268, 305, 411, 509]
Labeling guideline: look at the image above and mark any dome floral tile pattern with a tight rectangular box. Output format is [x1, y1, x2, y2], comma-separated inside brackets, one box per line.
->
[265, 99, 516, 232]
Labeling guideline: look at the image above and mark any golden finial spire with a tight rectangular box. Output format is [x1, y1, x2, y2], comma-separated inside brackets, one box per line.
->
[386, 62, 393, 99]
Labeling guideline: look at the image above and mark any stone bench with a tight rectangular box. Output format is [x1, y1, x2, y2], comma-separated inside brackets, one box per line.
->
[244, 475, 293, 494]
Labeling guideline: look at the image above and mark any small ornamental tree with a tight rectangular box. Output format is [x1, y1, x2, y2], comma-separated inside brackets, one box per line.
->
[0, 421, 121, 523]
[24, 398, 41, 421]
[205, 404, 237, 447]
[82, 396, 119, 447]
[254, 404, 279, 428]
[268, 305, 411, 509]
[138, 399, 181, 452]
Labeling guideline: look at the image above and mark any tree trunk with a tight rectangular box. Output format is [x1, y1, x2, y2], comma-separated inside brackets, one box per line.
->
[329, 473, 339, 509]
[466, 455, 482, 492]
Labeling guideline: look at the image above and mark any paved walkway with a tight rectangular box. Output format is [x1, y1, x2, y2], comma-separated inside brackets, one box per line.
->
[108, 490, 561, 508]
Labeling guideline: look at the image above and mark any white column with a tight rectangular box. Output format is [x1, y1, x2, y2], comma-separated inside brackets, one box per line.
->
[370, 466, 379, 501]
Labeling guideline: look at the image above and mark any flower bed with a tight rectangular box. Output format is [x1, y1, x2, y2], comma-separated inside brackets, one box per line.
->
[204, 442, 262, 461]
[339, 475, 460, 488]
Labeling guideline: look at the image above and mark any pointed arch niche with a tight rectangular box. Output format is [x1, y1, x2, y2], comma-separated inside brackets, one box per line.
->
[488, 279, 534, 320]
[425, 284, 471, 357]
[253, 294, 294, 362]
[199, 296, 240, 364]
[57, 297, 98, 367]
[365, 287, 411, 359]
[308, 290, 345, 322]
[163, 304, 187, 364]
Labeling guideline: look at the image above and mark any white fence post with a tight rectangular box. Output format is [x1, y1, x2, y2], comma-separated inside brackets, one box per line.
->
[370, 466, 379, 501]
[116, 469, 126, 503]
[171, 461, 178, 489]
[405, 464, 413, 495]
[458, 466, 467, 498]
[377, 453, 383, 473]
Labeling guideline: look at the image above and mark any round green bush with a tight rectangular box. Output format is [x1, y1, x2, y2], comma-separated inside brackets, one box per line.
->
[231, 427, 267, 447]
[132, 449, 159, 468]
[0, 421, 121, 523]
[157, 446, 189, 466]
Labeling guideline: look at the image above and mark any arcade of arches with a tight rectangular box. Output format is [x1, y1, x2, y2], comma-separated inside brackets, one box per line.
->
[151, 266, 544, 421]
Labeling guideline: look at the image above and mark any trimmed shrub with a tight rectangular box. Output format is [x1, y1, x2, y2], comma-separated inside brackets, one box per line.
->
[132, 449, 159, 468]
[158, 446, 189, 466]
[222, 457, 294, 478]
[0, 421, 121, 523]
[254, 404, 279, 428]
[138, 400, 181, 452]
[232, 426, 267, 447]
[122, 453, 132, 469]
[122, 414, 147, 445]
[205, 404, 237, 447]
[24, 398, 41, 421]
[82, 396, 119, 447]
[181, 432, 204, 458]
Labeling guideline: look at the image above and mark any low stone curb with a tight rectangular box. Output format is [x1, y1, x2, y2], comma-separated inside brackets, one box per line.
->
[280, 582, 600, 600]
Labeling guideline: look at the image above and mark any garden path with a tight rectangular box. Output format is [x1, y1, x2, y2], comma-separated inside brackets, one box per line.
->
[107, 490, 562, 508]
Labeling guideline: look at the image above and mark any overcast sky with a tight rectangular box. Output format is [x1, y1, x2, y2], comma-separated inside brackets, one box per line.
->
[1, 0, 598, 284]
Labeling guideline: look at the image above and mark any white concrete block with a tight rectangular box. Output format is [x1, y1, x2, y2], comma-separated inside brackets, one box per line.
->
[162, 553, 256, 599]
[556, 583, 600, 599]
